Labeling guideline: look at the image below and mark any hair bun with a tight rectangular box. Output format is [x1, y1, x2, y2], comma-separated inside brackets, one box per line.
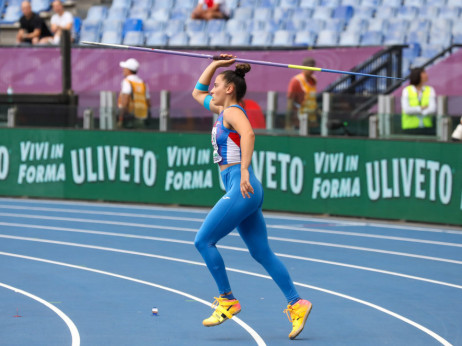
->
[235, 63, 251, 78]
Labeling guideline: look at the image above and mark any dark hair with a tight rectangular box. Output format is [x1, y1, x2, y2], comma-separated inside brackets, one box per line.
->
[219, 63, 251, 102]
[303, 57, 316, 67]
[409, 67, 424, 86]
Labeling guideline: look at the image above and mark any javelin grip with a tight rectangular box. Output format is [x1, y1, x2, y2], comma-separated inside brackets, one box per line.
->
[212, 55, 233, 60]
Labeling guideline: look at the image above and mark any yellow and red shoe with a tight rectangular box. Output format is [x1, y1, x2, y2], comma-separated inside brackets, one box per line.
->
[202, 297, 241, 327]
[284, 299, 312, 340]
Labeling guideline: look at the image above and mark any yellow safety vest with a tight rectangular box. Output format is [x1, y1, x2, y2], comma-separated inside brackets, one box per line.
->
[119, 78, 148, 119]
[402, 85, 433, 130]
[295, 73, 317, 115]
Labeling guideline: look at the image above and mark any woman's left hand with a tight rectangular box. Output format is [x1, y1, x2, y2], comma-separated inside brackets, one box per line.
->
[240, 169, 254, 198]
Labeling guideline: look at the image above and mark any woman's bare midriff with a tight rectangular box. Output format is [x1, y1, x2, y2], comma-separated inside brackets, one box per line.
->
[219, 162, 240, 171]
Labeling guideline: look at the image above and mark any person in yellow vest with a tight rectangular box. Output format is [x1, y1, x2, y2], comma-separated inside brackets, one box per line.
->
[401, 67, 436, 135]
[118, 58, 151, 129]
[286, 57, 318, 131]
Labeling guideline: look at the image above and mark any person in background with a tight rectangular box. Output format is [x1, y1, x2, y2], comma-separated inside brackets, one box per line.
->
[40, 0, 74, 44]
[117, 58, 151, 129]
[401, 67, 436, 135]
[192, 54, 312, 340]
[191, 0, 229, 20]
[17, 1, 53, 44]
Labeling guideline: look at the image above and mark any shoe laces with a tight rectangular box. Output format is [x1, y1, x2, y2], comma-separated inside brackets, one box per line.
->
[283, 305, 300, 323]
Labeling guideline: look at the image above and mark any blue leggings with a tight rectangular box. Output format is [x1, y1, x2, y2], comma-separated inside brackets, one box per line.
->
[194, 164, 300, 303]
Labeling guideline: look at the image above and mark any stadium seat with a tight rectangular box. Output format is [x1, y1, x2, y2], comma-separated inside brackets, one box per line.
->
[321, 0, 340, 7]
[248, 19, 279, 32]
[387, 18, 410, 32]
[428, 31, 452, 47]
[374, 6, 398, 19]
[233, 7, 253, 20]
[383, 30, 406, 45]
[272, 30, 295, 46]
[294, 31, 316, 46]
[188, 32, 209, 46]
[403, 0, 424, 6]
[397, 5, 419, 20]
[338, 31, 361, 45]
[420, 44, 443, 58]
[291, 8, 313, 20]
[253, 8, 273, 21]
[107, 7, 128, 20]
[408, 19, 431, 32]
[360, 0, 381, 6]
[0, 5, 21, 23]
[283, 19, 306, 31]
[31, 0, 50, 13]
[411, 56, 430, 68]
[132, 0, 153, 9]
[299, 0, 320, 7]
[453, 33, 462, 44]
[225, 0, 240, 9]
[383, 0, 401, 6]
[332, 5, 354, 21]
[406, 31, 429, 45]
[426, 0, 444, 5]
[73, 17, 82, 43]
[143, 19, 165, 33]
[101, 31, 122, 44]
[239, 0, 258, 7]
[272, 8, 293, 22]
[439, 6, 462, 19]
[311, 7, 333, 20]
[153, 0, 174, 9]
[85, 6, 108, 21]
[226, 19, 248, 32]
[419, 6, 439, 18]
[352, 6, 375, 18]
[185, 19, 207, 33]
[128, 8, 150, 21]
[206, 19, 226, 32]
[341, 0, 360, 5]
[304, 18, 326, 33]
[360, 30, 383, 45]
[145, 32, 168, 46]
[453, 21, 462, 35]
[280, 0, 300, 8]
[123, 31, 144, 45]
[259, 0, 280, 7]
[102, 19, 123, 35]
[316, 30, 339, 46]
[111, 0, 131, 9]
[173, 0, 197, 9]
[124, 18, 143, 33]
[170, 8, 191, 20]
[209, 32, 230, 46]
[402, 42, 421, 60]
[165, 20, 185, 36]
[230, 32, 251, 46]
[251, 31, 273, 46]
[150, 8, 170, 21]
[345, 18, 368, 33]
[430, 18, 452, 35]
[168, 32, 189, 46]
[447, 0, 461, 6]
[366, 18, 388, 31]
[330, 19, 347, 32]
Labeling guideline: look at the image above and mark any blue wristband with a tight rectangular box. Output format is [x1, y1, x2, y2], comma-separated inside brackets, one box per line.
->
[204, 94, 212, 111]
[195, 81, 209, 92]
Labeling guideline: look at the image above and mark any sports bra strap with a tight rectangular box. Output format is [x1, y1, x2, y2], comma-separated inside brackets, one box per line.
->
[226, 104, 247, 117]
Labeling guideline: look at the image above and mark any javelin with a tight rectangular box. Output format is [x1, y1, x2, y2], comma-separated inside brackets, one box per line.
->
[81, 41, 403, 80]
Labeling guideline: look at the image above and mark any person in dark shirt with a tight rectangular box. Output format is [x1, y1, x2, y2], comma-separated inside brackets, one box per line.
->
[16, 1, 52, 44]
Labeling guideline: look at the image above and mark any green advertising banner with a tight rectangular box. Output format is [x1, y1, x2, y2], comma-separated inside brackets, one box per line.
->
[0, 128, 461, 226]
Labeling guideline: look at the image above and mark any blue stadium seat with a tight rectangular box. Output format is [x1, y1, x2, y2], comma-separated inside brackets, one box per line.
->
[253, 8, 272, 21]
[6, 0, 22, 5]
[360, 0, 381, 6]
[352, 6, 375, 18]
[185, 19, 207, 33]
[291, 8, 313, 20]
[123, 31, 144, 45]
[304, 18, 326, 33]
[383, 0, 401, 6]
[251, 31, 273, 46]
[153, 0, 174, 9]
[239, 0, 258, 7]
[430, 18, 452, 35]
[383, 30, 406, 45]
[272, 30, 295, 46]
[419, 6, 439, 18]
[333, 5, 354, 21]
[226, 19, 248, 32]
[316, 30, 339, 46]
[259, 0, 280, 7]
[31, 0, 51, 13]
[225, 0, 240, 9]
[406, 31, 429, 45]
[320, 0, 341, 7]
[206, 19, 226, 32]
[402, 42, 421, 60]
[170, 8, 190, 20]
[150, 8, 170, 21]
[294, 31, 316, 45]
[279, 0, 300, 8]
[312, 7, 333, 20]
[453, 21, 462, 35]
[146, 32, 168, 46]
[338, 31, 361, 45]
[233, 7, 253, 20]
[426, 0, 445, 4]
[230, 32, 251, 46]
[374, 6, 398, 19]
[428, 31, 452, 47]
[404, 0, 424, 6]
[299, 0, 320, 7]
[209, 32, 230, 46]
[360, 30, 383, 45]
[73, 17, 82, 43]
[341, 0, 360, 5]
[453, 33, 462, 44]
[101, 31, 122, 44]
[111, 0, 131, 9]
[102, 19, 124, 34]
[128, 8, 150, 21]
[410, 56, 430, 68]
[132, 0, 153, 9]
[439, 6, 462, 19]
[397, 5, 419, 20]
[447, 0, 461, 6]
[165, 20, 185, 36]
[168, 32, 189, 46]
[283, 19, 306, 31]
[107, 7, 128, 20]
[272, 8, 293, 22]
[188, 32, 209, 46]
[408, 19, 431, 32]
[123, 18, 143, 35]
[387, 18, 410, 32]
[420, 44, 443, 58]
[330, 19, 346, 32]
[143, 19, 165, 33]
[248, 19, 279, 32]
[173, 0, 197, 9]
[80, 29, 100, 43]
[345, 18, 368, 33]
[0, 5, 21, 23]
[366, 18, 388, 31]
[85, 6, 108, 21]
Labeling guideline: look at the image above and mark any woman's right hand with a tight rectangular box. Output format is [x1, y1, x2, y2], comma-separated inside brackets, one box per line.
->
[213, 54, 236, 68]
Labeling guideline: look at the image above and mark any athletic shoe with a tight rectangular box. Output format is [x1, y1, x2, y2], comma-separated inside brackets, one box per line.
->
[284, 299, 312, 340]
[202, 297, 241, 327]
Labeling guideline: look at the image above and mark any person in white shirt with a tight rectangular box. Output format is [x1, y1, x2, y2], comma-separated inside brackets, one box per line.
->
[40, 0, 74, 44]
[401, 67, 436, 135]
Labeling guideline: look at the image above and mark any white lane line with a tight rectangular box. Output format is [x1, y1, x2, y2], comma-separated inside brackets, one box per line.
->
[0, 253, 265, 346]
[1, 198, 460, 233]
[1, 221, 462, 266]
[1, 212, 461, 248]
[0, 282, 80, 346]
[1, 233, 461, 290]
[0, 249, 452, 346]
